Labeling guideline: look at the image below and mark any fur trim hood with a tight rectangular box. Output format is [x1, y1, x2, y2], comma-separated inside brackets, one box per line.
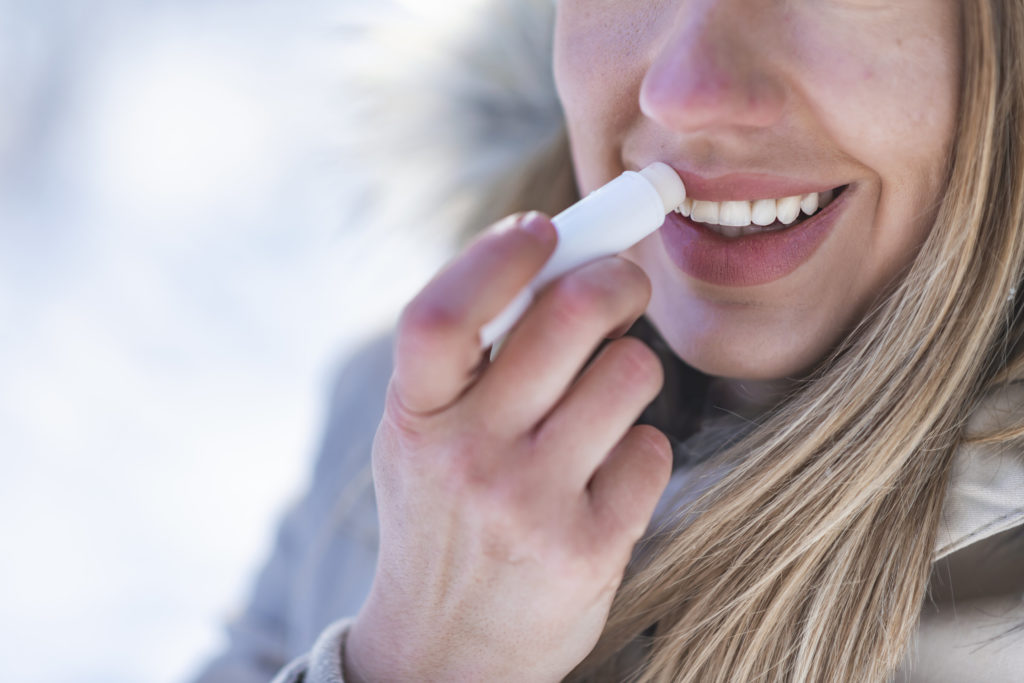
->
[333, 0, 576, 252]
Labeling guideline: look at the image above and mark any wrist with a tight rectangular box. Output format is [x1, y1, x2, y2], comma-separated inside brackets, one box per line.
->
[344, 617, 386, 683]
[346, 610, 432, 683]
[340, 619, 369, 683]
[346, 611, 484, 683]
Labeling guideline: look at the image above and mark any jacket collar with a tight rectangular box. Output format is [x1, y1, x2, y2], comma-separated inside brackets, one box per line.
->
[630, 317, 1024, 559]
[935, 383, 1024, 558]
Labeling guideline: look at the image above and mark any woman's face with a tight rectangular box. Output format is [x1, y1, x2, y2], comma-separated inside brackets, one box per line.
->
[553, 0, 961, 381]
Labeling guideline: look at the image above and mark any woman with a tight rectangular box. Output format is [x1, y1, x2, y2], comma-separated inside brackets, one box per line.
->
[193, 0, 1024, 681]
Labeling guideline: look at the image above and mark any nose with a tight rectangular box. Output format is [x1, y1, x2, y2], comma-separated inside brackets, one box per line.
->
[639, 2, 786, 133]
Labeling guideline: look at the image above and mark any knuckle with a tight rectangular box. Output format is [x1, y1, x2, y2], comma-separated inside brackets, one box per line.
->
[546, 540, 605, 584]
[382, 382, 432, 442]
[458, 449, 546, 524]
[612, 338, 664, 389]
[397, 297, 461, 348]
[380, 395, 489, 473]
[437, 431, 520, 502]
[632, 424, 672, 461]
[592, 493, 638, 543]
[545, 259, 652, 331]
[615, 257, 653, 303]
[547, 271, 611, 327]
[439, 433, 491, 488]
[481, 476, 532, 521]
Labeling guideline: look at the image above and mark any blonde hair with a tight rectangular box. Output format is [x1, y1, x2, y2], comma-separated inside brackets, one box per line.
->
[564, 1, 1024, 680]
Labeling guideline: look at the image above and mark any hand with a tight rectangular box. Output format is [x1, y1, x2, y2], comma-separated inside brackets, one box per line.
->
[345, 212, 673, 682]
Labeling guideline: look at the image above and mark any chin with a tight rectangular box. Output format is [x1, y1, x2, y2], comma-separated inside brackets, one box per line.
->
[677, 343, 800, 381]
[645, 310, 820, 382]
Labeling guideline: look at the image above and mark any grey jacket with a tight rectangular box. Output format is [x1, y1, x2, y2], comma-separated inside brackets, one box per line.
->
[190, 324, 1024, 683]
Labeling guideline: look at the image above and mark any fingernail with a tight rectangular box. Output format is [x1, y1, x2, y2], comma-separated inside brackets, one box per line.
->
[518, 211, 555, 242]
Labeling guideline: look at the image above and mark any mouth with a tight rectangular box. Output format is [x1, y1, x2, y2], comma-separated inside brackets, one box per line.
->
[658, 182, 855, 287]
[674, 185, 850, 239]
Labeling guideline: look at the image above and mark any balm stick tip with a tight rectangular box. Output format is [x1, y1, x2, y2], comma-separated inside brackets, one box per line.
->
[639, 162, 686, 214]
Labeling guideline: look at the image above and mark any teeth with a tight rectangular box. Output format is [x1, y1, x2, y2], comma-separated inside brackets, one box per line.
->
[678, 188, 842, 237]
[719, 201, 752, 227]
[690, 200, 720, 225]
[776, 195, 802, 225]
[799, 192, 819, 215]
[751, 198, 777, 226]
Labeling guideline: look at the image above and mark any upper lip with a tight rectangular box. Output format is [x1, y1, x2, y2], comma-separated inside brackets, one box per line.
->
[636, 163, 847, 202]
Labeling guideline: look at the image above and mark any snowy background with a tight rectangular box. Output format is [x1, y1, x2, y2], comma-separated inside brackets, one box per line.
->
[0, 1, 451, 680]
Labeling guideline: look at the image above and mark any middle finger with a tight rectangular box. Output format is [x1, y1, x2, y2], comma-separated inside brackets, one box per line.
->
[465, 255, 652, 437]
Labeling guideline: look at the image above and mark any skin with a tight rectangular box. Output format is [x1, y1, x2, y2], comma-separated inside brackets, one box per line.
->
[555, 0, 961, 385]
[345, 2, 962, 680]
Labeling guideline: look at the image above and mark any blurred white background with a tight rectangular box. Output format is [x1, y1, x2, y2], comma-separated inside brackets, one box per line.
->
[0, 1, 449, 680]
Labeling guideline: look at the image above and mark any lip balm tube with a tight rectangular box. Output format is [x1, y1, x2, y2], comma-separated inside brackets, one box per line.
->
[479, 162, 686, 357]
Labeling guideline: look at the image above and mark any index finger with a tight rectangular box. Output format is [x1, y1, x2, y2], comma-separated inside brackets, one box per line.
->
[391, 212, 558, 416]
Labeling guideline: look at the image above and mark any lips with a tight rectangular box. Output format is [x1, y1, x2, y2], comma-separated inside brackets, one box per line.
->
[658, 183, 853, 287]
[667, 168, 847, 203]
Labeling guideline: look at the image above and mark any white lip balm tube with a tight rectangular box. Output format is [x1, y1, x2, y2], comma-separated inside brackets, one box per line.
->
[479, 161, 686, 355]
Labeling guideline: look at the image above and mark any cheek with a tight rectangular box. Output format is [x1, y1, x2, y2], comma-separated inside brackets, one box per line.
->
[554, 2, 656, 185]
[554, 5, 621, 112]
[790, 16, 958, 278]
[554, 1, 655, 83]
[791, 15, 959, 195]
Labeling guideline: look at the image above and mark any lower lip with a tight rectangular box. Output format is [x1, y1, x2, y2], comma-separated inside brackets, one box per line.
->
[658, 186, 852, 287]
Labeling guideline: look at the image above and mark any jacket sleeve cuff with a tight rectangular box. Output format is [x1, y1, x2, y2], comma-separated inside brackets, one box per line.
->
[271, 617, 356, 683]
